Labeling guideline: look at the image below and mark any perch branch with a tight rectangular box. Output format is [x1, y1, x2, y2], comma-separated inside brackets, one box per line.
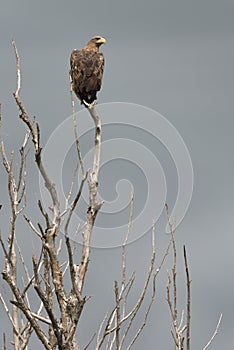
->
[77, 105, 103, 294]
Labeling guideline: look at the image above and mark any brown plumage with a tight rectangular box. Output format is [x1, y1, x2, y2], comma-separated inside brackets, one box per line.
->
[70, 36, 106, 106]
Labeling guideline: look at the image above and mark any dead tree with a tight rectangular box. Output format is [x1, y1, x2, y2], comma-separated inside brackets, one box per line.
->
[0, 41, 157, 350]
[0, 41, 222, 350]
[0, 40, 104, 350]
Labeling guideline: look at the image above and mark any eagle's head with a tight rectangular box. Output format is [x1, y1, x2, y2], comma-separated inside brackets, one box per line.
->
[87, 36, 107, 49]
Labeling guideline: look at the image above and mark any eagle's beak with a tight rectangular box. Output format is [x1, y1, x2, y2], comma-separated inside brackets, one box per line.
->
[98, 37, 107, 45]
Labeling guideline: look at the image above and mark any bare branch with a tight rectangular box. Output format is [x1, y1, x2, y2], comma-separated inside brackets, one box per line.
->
[114, 281, 121, 349]
[203, 314, 222, 350]
[30, 312, 52, 326]
[38, 199, 50, 228]
[12, 40, 60, 229]
[122, 193, 134, 290]
[119, 225, 156, 348]
[65, 163, 78, 206]
[77, 105, 103, 295]
[2, 333, 6, 350]
[12, 39, 21, 98]
[183, 245, 191, 350]
[0, 293, 20, 338]
[63, 169, 88, 304]
[128, 275, 156, 350]
[166, 207, 189, 350]
[88, 105, 102, 185]
[23, 215, 42, 238]
[72, 114, 85, 178]
[2, 269, 51, 349]
[0, 231, 8, 258]
[70, 81, 85, 177]
[17, 130, 30, 194]
[83, 332, 96, 350]
[64, 171, 88, 237]
[97, 311, 109, 348]
[166, 203, 177, 322]
[120, 272, 136, 329]
[32, 253, 61, 343]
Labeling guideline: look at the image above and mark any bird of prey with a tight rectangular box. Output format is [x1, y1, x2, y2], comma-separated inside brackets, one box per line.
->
[70, 36, 106, 106]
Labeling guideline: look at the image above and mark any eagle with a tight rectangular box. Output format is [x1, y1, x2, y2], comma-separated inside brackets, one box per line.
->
[70, 36, 106, 106]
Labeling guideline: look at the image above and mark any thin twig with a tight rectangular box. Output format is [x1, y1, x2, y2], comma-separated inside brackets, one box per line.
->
[2, 270, 51, 349]
[64, 171, 87, 237]
[0, 294, 21, 338]
[183, 245, 191, 350]
[0, 231, 8, 258]
[127, 272, 156, 350]
[97, 311, 109, 347]
[166, 206, 189, 350]
[23, 215, 42, 238]
[166, 204, 177, 321]
[83, 333, 96, 350]
[65, 163, 78, 207]
[119, 225, 156, 348]
[38, 199, 50, 228]
[32, 254, 61, 342]
[114, 281, 120, 349]
[3, 333, 6, 350]
[203, 314, 222, 350]
[70, 83, 85, 177]
[122, 193, 134, 289]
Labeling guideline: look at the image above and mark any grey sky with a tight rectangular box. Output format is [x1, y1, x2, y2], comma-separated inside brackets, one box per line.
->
[1, 0, 234, 349]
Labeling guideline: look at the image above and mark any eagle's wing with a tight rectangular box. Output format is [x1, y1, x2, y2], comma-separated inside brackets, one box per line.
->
[87, 52, 104, 92]
[70, 50, 83, 101]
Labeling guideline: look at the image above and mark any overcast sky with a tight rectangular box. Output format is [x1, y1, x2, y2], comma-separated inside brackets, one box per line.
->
[1, 1, 234, 349]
